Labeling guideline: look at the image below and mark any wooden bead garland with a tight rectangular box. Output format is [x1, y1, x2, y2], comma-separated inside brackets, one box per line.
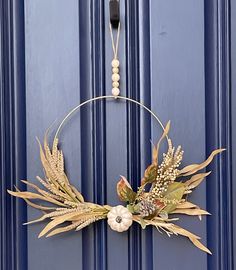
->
[111, 58, 120, 97]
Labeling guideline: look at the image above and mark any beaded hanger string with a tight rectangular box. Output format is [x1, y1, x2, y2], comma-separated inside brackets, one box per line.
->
[109, 22, 120, 59]
[109, 22, 121, 97]
[54, 21, 168, 142]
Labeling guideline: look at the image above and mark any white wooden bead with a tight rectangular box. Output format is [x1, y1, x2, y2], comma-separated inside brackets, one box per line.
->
[112, 88, 120, 96]
[112, 67, 119, 74]
[112, 73, 120, 81]
[111, 59, 120, 68]
[112, 81, 119, 88]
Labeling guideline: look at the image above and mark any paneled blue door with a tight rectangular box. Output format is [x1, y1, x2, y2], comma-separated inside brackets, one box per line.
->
[1, 1, 235, 270]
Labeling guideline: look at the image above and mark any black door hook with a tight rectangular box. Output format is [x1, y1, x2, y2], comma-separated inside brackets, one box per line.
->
[109, 0, 120, 28]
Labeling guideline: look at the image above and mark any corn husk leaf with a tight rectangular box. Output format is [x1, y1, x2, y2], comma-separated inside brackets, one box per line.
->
[152, 145, 158, 166]
[7, 190, 65, 207]
[155, 121, 170, 166]
[46, 221, 83, 237]
[170, 208, 210, 216]
[38, 212, 86, 238]
[14, 187, 57, 211]
[179, 149, 225, 176]
[70, 185, 84, 203]
[150, 121, 170, 166]
[184, 172, 211, 189]
[170, 224, 211, 254]
[21, 180, 65, 201]
[24, 207, 85, 225]
[175, 201, 198, 209]
[21, 198, 56, 211]
[188, 236, 212, 254]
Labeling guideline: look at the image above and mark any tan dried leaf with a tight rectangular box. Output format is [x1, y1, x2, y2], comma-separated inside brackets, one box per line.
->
[21, 180, 64, 201]
[14, 187, 57, 211]
[152, 144, 158, 165]
[7, 190, 65, 207]
[189, 237, 212, 255]
[184, 172, 211, 189]
[156, 121, 170, 166]
[171, 224, 211, 254]
[24, 208, 80, 225]
[38, 212, 83, 238]
[70, 185, 84, 203]
[171, 208, 210, 216]
[46, 220, 83, 237]
[176, 201, 199, 209]
[179, 149, 225, 176]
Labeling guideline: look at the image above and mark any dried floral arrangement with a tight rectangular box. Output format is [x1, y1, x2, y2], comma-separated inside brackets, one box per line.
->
[8, 121, 224, 254]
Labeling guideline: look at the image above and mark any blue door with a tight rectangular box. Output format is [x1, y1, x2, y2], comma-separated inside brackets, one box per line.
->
[1, 1, 235, 269]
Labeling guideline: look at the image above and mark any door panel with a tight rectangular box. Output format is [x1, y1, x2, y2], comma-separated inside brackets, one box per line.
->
[1, 0, 235, 270]
[24, 0, 206, 269]
[25, 1, 83, 269]
[150, 1, 206, 268]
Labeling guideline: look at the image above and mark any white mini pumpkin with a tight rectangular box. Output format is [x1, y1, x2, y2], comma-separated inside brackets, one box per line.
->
[107, 205, 133, 232]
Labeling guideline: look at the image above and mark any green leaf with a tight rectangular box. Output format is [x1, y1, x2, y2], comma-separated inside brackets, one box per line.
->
[162, 182, 186, 213]
[117, 176, 136, 203]
[141, 164, 158, 185]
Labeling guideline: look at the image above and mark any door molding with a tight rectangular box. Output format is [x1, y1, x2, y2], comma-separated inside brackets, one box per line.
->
[0, 1, 27, 269]
[205, 0, 234, 269]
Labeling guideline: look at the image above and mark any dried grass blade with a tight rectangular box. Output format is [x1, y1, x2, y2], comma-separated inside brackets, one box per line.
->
[171, 224, 211, 254]
[156, 121, 170, 166]
[176, 201, 199, 209]
[7, 190, 65, 207]
[38, 212, 82, 238]
[21, 180, 63, 201]
[184, 172, 211, 189]
[46, 221, 83, 237]
[14, 187, 56, 211]
[189, 237, 212, 255]
[170, 224, 201, 240]
[171, 209, 210, 216]
[70, 185, 84, 203]
[179, 149, 225, 176]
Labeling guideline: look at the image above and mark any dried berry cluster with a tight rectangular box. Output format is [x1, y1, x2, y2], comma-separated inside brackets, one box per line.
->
[149, 139, 184, 201]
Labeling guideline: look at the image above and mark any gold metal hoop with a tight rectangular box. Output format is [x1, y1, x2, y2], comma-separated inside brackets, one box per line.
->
[54, 95, 168, 142]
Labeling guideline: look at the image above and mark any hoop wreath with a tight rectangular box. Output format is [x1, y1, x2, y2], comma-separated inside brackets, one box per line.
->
[8, 95, 225, 254]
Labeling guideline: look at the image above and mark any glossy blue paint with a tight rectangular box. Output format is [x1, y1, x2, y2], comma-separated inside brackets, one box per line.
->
[1, 0, 235, 269]
[150, 1, 207, 268]
[231, 0, 236, 267]
[0, 1, 27, 270]
[205, 1, 234, 269]
[25, 1, 83, 269]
